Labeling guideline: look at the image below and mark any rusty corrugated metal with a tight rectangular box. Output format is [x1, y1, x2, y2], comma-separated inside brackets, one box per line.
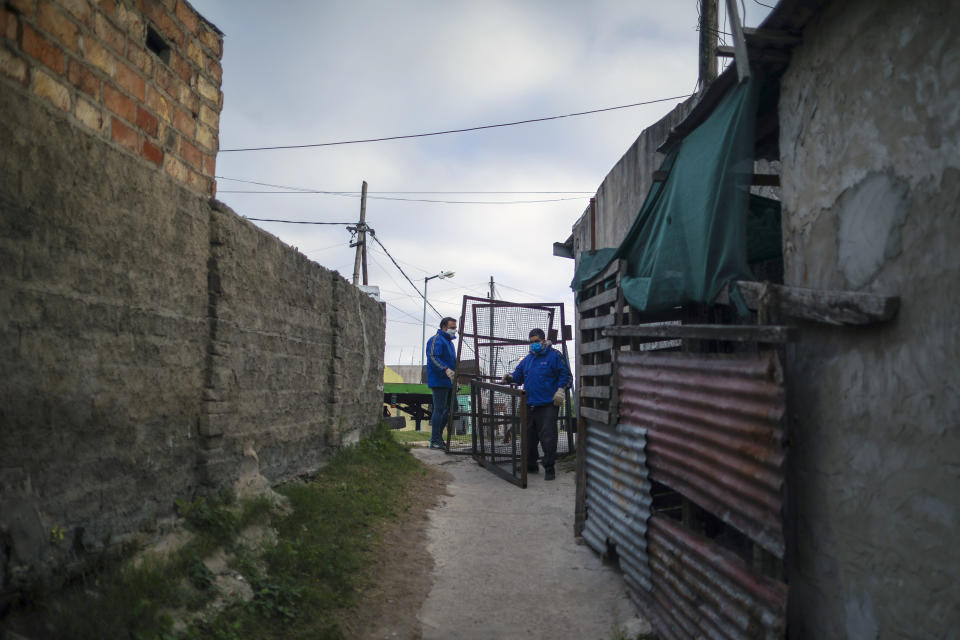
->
[582, 422, 652, 594]
[618, 350, 786, 557]
[646, 514, 787, 640]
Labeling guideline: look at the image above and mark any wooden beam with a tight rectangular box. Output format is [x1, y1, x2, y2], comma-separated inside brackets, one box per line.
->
[581, 386, 612, 399]
[606, 323, 797, 343]
[585, 259, 624, 289]
[579, 406, 610, 424]
[579, 287, 618, 313]
[717, 281, 900, 326]
[724, 0, 750, 82]
[742, 27, 803, 47]
[580, 337, 615, 354]
[579, 314, 616, 330]
[579, 362, 613, 377]
[716, 45, 735, 58]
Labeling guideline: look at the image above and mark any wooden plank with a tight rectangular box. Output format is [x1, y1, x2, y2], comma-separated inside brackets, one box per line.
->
[579, 362, 613, 377]
[724, 0, 751, 82]
[579, 287, 618, 313]
[574, 415, 587, 536]
[585, 259, 624, 289]
[725, 281, 901, 326]
[581, 386, 611, 399]
[716, 45, 735, 58]
[580, 337, 614, 354]
[605, 323, 798, 343]
[742, 27, 803, 47]
[579, 314, 616, 330]
[579, 406, 610, 424]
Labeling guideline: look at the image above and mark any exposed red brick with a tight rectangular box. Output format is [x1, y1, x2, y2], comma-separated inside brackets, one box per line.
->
[172, 105, 194, 136]
[174, 0, 197, 33]
[135, 104, 158, 137]
[37, 1, 78, 51]
[202, 152, 215, 177]
[155, 63, 182, 99]
[181, 138, 201, 168]
[103, 82, 135, 122]
[99, 0, 116, 18]
[115, 61, 144, 100]
[126, 42, 153, 76]
[207, 58, 222, 84]
[197, 22, 220, 58]
[1, 8, 18, 40]
[154, 8, 183, 47]
[67, 58, 100, 98]
[9, 0, 36, 18]
[59, 0, 90, 25]
[145, 86, 170, 121]
[94, 11, 124, 53]
[0, 47, 28, 85]
[167, 49, 192, 82]
[111, 116, 138, 152]
[22, 22, 65, 74]
[141, 138, 163, 165]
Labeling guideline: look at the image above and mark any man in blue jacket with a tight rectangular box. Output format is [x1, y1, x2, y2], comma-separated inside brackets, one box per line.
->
[425, 316, 458, 449]
[502, 328, 571, 480]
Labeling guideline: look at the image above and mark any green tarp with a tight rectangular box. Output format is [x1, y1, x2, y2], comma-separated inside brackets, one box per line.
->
[572, 78, 779, 313]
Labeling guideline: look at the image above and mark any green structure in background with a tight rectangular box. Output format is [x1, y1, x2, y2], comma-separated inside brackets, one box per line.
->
[383, 383, 471, 432]
[572, 78, 780, 313]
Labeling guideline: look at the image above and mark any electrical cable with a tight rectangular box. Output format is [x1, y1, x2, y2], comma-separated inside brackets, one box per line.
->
[369, 231, 442, 319]
[216, 176, 592, 195]
[222, 191, 588, 204]
[219, 94, 693, 152]
[243, 217, 354, 225]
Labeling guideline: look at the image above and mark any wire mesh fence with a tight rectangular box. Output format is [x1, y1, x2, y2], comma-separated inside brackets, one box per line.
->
[446, 296, 576, 461]
[471, 381, 528, 487]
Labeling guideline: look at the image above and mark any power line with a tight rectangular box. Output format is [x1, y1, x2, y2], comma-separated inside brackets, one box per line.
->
[217, 176, 592, 194]
[223, 190, 587, 205]
[369, 231, 442, 319]
[243, 217, 354, 225]
[219, 94, 693, 152]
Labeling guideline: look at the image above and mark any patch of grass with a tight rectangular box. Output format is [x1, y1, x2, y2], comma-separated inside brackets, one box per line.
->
[389, 428, 431, 444]
[11, 426, 422, 640]
[184, 424, 423, 639]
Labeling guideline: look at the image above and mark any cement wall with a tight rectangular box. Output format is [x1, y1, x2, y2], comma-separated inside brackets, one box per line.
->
[0, 79, 385, 596]
[569, 99, 695, 261]
[778, 0, 960, 635]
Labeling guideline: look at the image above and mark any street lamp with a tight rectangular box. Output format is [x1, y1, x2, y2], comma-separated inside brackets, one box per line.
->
[420, 270, 455, 377]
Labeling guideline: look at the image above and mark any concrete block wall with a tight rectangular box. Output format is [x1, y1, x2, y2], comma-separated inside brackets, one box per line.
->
[0, 29, 385, 595]
[0, 0, 223, 195]
[778, 0, 960, 636]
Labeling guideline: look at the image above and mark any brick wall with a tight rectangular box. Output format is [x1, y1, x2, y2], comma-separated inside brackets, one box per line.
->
[0, 12, 385, 595]
[0, 0, 223, 195]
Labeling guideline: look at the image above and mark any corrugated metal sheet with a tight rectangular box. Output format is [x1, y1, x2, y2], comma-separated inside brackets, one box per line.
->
[582, 422, 652, 594]
[618, 350, 786, 557]
[646, 514, 788, 640]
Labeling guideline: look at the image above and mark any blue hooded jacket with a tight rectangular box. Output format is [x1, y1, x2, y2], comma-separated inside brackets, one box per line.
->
[425, 329, 457, 389]
[510, 345, 572, 406]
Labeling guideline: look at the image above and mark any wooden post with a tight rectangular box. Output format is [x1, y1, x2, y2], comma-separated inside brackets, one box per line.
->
[352, 180, 368, 286]
[724, 0, 751, 82]
[699, 0, 718, 88]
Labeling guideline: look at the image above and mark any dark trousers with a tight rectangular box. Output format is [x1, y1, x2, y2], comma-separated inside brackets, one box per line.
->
[430, 387, 452, 447]
[527, 404, 559, 470]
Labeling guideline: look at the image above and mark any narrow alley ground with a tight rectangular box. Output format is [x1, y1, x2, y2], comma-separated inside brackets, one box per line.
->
[410, 447, 649, 640]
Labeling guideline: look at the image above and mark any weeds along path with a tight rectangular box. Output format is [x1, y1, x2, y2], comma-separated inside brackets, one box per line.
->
[413, 448, 650, 640]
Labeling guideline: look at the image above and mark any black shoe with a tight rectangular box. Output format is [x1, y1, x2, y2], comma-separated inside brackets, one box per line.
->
[544, 468, 556, 481]
[527, 464, 539, 473]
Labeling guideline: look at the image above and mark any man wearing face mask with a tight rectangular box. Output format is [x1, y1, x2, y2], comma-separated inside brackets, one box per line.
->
[425, 316, 458, 449]
[501, 328, 571, 480]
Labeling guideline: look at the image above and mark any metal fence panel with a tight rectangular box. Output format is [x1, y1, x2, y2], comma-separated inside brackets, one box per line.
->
[583, 422, 652, 595]
[618, 350, 786, 558]
[470, 380, 528, 487]
[647, 514, 788, 640]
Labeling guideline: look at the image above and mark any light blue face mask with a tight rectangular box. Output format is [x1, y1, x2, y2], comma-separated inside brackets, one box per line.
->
[529, 341, 543, 354]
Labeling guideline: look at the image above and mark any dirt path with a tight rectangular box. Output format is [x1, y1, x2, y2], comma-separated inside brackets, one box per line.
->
[413, 448, 650, 640]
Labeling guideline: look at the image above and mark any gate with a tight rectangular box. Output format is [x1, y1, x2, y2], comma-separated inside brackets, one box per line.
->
[471, 380, 528, 487]
[445, 296, 576, 484]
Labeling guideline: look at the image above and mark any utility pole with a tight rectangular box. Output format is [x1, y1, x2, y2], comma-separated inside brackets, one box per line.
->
[352, 180, 368, 286]
[489, 275, 495, 300]
[699, 0, 718, 89]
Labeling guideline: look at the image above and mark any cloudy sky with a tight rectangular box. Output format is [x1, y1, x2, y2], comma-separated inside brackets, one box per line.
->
[189, 0, 772, 367]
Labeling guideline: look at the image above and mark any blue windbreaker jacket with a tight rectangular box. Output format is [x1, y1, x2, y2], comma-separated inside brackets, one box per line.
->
[425, 329, 457, 389]
[510, 346, 572, 406]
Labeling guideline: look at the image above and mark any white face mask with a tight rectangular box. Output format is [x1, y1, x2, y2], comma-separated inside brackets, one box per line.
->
[445, 328, 457, 338]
